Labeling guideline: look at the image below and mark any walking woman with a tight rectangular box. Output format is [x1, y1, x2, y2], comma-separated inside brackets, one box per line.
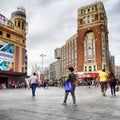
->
[109, 72, 117, 96]
[29, 73, 38, 96]
[61, 66, 77, 106]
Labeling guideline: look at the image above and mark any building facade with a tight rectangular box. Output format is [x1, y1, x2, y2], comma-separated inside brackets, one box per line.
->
[115, 66, 120, 80]
[61, 34, 77, 76]
[49, 60, 61, 81]
[0, 7, 28, 88]
[55, 2, 115, 79]
[77, 2, 110, 74]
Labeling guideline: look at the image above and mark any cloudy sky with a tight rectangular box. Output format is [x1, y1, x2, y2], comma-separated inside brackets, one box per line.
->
[0, 0, 120, 75]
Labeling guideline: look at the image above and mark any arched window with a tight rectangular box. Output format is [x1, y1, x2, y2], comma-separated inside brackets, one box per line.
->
[84, 31, 96, 63]
[18, 20, 20, 27]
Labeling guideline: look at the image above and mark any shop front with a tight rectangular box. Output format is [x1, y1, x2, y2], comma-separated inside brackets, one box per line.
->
[0, 70, 26, 88]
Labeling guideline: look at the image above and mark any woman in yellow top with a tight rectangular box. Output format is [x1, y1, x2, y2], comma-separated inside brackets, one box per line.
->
[98, 69, 108, 96]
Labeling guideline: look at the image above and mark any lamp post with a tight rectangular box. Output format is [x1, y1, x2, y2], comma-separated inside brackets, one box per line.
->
[40, 54, 46, 74]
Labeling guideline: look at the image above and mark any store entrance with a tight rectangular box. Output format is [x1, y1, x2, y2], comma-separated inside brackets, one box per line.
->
[0, 77, 8, 89]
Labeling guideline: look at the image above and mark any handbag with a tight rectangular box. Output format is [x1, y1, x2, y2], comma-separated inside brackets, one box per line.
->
[64, 81, 73, 93]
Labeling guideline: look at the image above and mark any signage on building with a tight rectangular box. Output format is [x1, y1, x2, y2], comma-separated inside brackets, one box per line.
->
[0, 40, 14, 71]
[0, 14, 8, 25]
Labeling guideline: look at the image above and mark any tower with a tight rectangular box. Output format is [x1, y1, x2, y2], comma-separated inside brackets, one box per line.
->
[77, 2, 110, 74]
[10, 6, 28, 73]
[10, 6, 27, 35]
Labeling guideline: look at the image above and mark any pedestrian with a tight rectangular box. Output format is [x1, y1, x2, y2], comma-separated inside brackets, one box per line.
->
[109, 72, 117, 96]
[43, 80, 46, 89]
[95, 77, 99, 87]
[86, 79, 91, 88]
[61, 66, 77, 106]
[29, 73, 38, 96]
[98, 69, 108, 96]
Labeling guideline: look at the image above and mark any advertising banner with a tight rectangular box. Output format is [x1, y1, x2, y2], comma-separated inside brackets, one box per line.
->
[0, 40, 14, 71]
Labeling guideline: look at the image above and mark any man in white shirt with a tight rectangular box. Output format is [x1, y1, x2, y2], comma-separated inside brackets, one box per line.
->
[29, 73, 38, 96]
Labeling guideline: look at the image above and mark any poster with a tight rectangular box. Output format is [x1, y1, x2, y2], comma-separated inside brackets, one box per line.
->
[0, 40, 14, 71]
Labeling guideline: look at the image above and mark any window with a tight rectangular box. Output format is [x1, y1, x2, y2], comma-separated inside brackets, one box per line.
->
[89, 66, 92, 71]
[84, 9, 86, 14]
[85, 66, 87, 72]
[22, 22, 24, 30]
[6, 33, 10, 38]
[18, 20, 20, 27]
[103, 65, 106, 70]
[15, 21, 16, 26]
[92, 7, 95, 11]
[84, 32, 96, 63]
[92, 15, 94, 22]
[94, 65, 96, 71]
[88, 20, 90, 23]
[23, 40, 25, 44]
[88, 60, 91, 63]
[22, 67, 24, 73]
[0, 31, 3, 35]
[88, 9, 90, 13]
[87, 16, 90, 23]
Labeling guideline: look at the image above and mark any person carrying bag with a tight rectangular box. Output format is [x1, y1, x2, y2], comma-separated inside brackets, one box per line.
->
[61, 66, 77, 106]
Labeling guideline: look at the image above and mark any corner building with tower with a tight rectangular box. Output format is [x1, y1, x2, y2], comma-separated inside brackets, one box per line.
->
[55, 2, 115, 79]
[0, 7, 28, 88]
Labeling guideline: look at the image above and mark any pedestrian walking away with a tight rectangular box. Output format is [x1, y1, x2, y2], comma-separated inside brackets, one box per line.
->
[61, 66, 77, 106]
[98, 69, 108, 96]
[109, 72, 117, 96]
[29, 73, 38, 96]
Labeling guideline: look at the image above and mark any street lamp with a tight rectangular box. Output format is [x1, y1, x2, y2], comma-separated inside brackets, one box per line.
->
[40, 54, 46, 73]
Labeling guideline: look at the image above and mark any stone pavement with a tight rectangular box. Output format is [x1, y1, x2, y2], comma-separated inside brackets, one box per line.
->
[0, 86, 120, 120]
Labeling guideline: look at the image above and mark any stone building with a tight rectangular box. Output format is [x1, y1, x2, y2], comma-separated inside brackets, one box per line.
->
[0, 7, 28, 88]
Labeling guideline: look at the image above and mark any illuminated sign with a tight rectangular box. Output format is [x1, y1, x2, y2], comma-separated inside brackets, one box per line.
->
[0, 40, 14, 71]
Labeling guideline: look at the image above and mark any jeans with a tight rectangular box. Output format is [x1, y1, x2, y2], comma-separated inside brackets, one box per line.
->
[110, 83, 116, 95]
[31, 83, 37, 96]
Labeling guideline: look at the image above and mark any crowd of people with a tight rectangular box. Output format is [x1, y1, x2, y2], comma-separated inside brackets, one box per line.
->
[0, 66, 119, 107]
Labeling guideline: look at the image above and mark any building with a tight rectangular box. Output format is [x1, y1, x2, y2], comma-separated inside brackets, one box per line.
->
[49, 60, 61, 81]
[115, 66, 120, 80]
[109, 55, 115, 72]
[55, 2, 115, 79]
[77, 2, 110, 74]
[0, 7, 28, 88]
[61, 34, 77, 76]
[44, 67, 49, 80]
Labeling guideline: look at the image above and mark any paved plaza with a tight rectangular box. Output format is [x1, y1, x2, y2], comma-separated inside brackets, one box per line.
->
[0, 86, 120, 120]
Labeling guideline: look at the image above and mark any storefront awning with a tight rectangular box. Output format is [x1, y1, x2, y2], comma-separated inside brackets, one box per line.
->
[76, 73, 99, 79]
[84, 73, 99, 78]
[0, 70, 26, 76]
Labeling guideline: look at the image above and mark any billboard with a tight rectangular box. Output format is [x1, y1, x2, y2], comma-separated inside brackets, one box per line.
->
[0, 40, 14, 71]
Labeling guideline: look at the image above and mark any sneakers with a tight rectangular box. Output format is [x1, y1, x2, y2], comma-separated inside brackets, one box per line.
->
[61, 101, 66, 105]
[102, 92, 106, 96]
[73, 103, 77, 107]
[61, 101, 77, 106]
